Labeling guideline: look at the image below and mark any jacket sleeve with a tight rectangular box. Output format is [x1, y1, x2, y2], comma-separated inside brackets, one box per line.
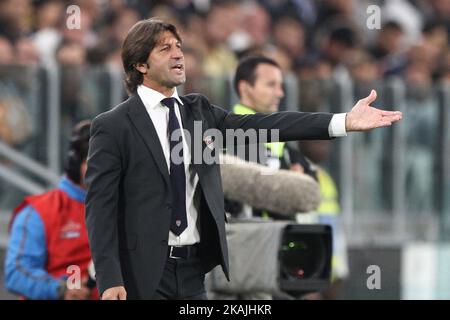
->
[4, 205, 61, 299]
[208, 101, 333, 142]
[85, 116, 123, 296]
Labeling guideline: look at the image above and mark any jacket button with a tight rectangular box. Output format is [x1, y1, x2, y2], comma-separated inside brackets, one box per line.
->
[166, 203, 172, 210]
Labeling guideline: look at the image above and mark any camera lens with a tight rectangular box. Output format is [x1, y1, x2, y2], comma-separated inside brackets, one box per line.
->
[279, 234, 327, 279]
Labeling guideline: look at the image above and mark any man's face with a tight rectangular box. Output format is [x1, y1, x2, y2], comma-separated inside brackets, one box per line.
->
[143, 31, 185, 92]
[246, 64, 284, 113]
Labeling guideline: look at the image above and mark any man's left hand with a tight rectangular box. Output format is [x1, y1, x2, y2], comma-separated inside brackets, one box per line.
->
[345, 90, 402, 132]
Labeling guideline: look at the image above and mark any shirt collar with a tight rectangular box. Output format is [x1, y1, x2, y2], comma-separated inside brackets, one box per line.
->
[137, 85, 183, 110]
[59, 176, 86, 203]
[233, 103, 256, 115]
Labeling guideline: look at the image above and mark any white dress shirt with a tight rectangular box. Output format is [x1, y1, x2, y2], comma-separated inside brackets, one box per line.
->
[137, 85, 200, 246]
[137, 84, 347, 245]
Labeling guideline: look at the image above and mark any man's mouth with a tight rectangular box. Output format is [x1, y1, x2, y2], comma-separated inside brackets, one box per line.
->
[171, 63, 184, 71]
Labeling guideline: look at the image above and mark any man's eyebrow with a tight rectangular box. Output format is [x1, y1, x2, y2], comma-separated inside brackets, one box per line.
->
[157, 39, 182, 47]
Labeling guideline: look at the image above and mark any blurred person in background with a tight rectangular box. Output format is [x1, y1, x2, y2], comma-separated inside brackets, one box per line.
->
[15, 38, 41, 65]
[4, 120, 98, 300]
[185, 1, 238, 105]
[32, 0, 65, 65]
[219, 54, 318, 300]
[347, 50, 380, 100]
[0, 83, 33, 150]
[55, 40, 86, 66]
[226, 55, 316, 221]
[181, 46, 211, 95]
[422, 0, 450, 34]
[369, 21, 408, 77]
[0, 0, 33, 43]
[381, 0, 423, 46]
[201, 1, 238, 79]
[239, 1, 271, 54]
[295, 56, 333, 113]
[320, 25, 360, 72]
[438, 47, 450, 84]
[401, 61, 437, 214]
[316, 0, 356, 29]
[0, 80, 33, 212]
[102, 7, 140, 67]
[272, 16, 307, 69]
[0, 36, 14, 65]
[347, 50, 380, 86]
[0, 35, 35, 210]
[259, 0, 317, 29]
[418, 22, 449, 78]
[55, 39, 88, 146]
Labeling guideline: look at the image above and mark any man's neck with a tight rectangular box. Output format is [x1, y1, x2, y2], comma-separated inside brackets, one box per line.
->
[142, 80, 175, 97]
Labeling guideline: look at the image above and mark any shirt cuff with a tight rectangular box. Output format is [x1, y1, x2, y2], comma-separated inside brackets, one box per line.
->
[328, 113, 347, 137]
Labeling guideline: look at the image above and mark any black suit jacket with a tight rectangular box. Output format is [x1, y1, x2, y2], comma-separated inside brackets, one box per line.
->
[85, 93, 333, 299]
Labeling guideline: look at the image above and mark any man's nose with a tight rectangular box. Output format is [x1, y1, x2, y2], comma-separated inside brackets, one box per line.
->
[172, 47, 183, 59]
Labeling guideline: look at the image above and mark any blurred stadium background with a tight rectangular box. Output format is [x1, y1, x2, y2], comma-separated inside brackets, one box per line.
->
[0, 0, 450, 299]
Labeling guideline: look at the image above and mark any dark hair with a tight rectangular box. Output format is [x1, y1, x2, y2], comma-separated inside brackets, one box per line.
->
[329, 27, 358, 48]
[233, 55, 280, 98]
[121, 18, 181, 94]
[422, 21, 445, 34]
[64, 120, 91, 184]
[383, 21, 403, 33]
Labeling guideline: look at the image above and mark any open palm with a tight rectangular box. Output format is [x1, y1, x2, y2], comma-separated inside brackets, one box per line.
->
[346, 90, 402, 132]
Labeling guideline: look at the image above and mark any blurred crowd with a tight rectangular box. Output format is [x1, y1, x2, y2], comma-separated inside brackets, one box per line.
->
[1, 0, 449, 211]
[0, 0, 449, 101]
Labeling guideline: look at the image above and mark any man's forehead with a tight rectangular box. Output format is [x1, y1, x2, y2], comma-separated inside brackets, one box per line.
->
[155, 31, 181, 46]
[255, 63, 282, 78]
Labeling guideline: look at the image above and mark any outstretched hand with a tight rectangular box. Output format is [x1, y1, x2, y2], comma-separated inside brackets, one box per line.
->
[345, 90, 402, 132]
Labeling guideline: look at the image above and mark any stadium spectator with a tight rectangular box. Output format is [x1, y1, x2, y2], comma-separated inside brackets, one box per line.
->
[4, 120, 98, 300]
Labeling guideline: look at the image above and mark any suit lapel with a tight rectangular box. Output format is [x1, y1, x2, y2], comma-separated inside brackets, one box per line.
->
[179, 96, 204, 177]
[178, 97, 194, 156]
[127, 94, 170, 186]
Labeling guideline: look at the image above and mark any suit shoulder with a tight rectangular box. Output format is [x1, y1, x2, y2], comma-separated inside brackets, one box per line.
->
[92, 97, 131, 128]
[180, 93, 211, 107]
[180, 93, 228, 114]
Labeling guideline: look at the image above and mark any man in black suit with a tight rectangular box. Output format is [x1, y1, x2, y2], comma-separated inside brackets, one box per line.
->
[85, 18, 402, 300]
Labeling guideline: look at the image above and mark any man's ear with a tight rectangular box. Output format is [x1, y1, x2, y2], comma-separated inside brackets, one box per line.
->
[135, 62, 149, 74]
[238, 80, 250, 97]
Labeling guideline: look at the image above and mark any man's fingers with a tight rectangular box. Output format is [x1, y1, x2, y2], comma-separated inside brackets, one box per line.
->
[379, 110, 402, 117]
[377, 121, 393, 128]
[372, 108, 402, 122]
[364, 89, 377, 104]
[102, 286, 126, 300]
[102, 291, 119, 300]
[382, 113, 402, 122]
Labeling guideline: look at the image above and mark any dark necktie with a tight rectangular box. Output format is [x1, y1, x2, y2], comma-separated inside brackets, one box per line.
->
[161, 97, 187, 236]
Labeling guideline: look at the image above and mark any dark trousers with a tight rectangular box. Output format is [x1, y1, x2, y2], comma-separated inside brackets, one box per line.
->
[152, 254, 207, 300]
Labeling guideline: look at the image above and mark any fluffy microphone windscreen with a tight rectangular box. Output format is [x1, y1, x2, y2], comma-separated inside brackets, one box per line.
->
[220, 154, 321, 216]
